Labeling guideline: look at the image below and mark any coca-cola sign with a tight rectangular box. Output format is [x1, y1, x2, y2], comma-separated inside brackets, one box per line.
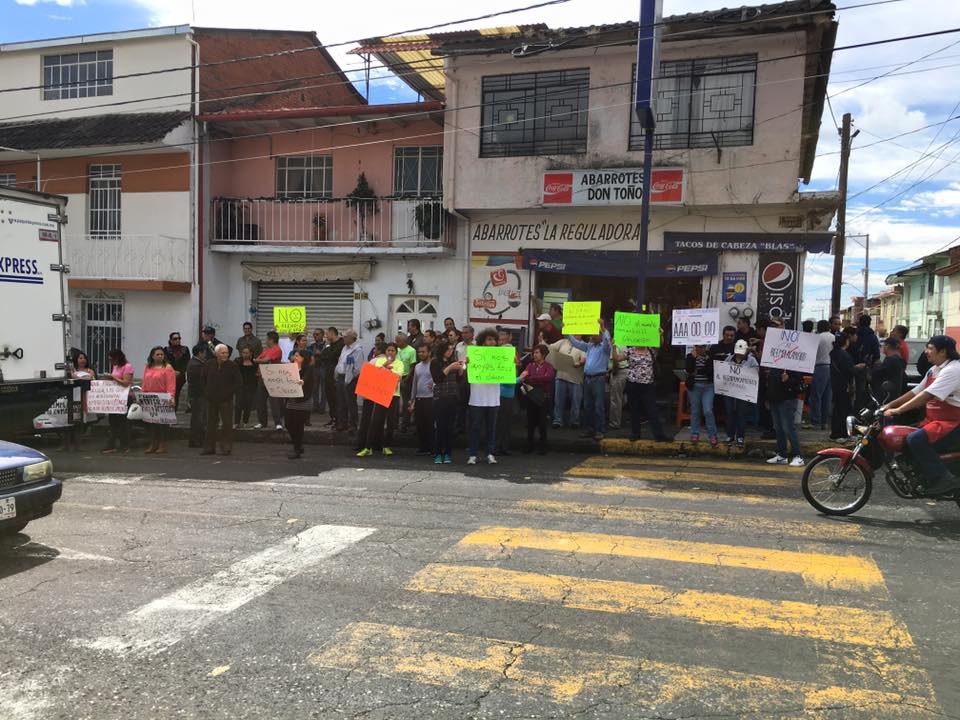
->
[541, 167, 684, 206]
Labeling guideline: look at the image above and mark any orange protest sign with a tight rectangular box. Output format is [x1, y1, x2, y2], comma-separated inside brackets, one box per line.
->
[355, 362, 401, 408]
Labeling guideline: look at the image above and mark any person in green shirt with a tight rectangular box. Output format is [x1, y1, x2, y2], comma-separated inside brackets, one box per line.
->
[357, 343, 404, 457]
[396, 333, 417, 433]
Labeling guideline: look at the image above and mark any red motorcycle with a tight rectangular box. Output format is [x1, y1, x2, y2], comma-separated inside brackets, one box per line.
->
[802, 396, 960, 516]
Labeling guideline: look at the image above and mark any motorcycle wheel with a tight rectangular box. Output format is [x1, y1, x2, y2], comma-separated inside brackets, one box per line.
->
[802, 455, 872, 516]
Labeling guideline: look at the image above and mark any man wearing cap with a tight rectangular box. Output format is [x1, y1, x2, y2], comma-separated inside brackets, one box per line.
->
[200, 326, 232, 361]
[883, 335, 960, 495]
[536, 313, 562, 345]
[723, 339, 759, 448]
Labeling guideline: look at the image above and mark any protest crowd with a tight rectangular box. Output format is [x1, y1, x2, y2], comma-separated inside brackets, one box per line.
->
[59, 303, 903, 467]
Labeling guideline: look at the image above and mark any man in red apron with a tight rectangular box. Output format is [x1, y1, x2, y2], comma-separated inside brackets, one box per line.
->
[883, 335, 960, 496]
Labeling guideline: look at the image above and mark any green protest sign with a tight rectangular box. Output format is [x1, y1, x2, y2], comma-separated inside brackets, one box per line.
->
[273, 306, 306, 334]
[562, 301, 601, 335]
[614, 311, 661, 347]
[466, 345, 517, 384]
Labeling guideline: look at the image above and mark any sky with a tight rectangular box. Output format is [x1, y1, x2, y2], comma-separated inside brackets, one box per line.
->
[3, 0, 960, 321]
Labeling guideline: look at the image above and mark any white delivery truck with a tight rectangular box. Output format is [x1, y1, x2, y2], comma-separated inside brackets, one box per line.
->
[0, 186, 74, 438]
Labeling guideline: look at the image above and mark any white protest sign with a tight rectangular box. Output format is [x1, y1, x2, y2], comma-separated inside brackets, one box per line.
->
[760, 329, 819, 374]
[713, 361, 760, 403]
[133, 391, 177, 425]
[671, 308, 720, 346]
[261, 363, 304, 398]
[87, 380, 130, 414]
[33, 395, 82, 429]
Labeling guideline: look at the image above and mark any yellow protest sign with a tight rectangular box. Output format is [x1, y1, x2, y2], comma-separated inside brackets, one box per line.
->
[273, 306, 306, 334]
[562, 301, 602, 335]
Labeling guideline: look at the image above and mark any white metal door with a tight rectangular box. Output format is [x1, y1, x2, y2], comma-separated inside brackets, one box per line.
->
[391, 296, 439, 335]
[255, 281, 354, 337]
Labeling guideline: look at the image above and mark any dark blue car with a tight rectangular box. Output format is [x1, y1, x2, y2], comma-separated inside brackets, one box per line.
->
[0, 441, 62, 536]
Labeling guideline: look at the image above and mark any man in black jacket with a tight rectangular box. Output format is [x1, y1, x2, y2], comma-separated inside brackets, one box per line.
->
[200, 326, 232, 361]
[164, 331, 189, 411]
[830, 332, 856, 441]
[202, 344, 242, 455]
[873, 337, 907, 399]
[186, 344, 207, 447]
[318, 327, 344, 426]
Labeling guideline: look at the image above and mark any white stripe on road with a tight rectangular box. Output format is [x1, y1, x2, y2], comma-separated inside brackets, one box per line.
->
[74, 524, 375, 657]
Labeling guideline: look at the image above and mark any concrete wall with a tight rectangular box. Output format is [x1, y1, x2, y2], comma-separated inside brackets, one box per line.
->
[0, 33, 192, 120]
[444, 31, 809, 212]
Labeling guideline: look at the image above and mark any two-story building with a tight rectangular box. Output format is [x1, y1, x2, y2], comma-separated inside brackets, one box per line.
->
[886, 249, 950, 341]
[0, 26, 197, 373]
[359, 0, 839, 345]
[195, 28, 461, 345]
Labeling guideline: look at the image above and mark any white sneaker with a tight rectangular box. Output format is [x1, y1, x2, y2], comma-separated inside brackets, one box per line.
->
[253, 423, 263, 429]
[789, 456, 805, 467]
[766, 455, 788, 465]
[467, 456, 477, 465]
[275, 424, 283, 431]
[486, 454, 497, 465]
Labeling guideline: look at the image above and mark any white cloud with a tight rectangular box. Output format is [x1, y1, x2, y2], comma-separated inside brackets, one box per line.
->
[15, 0, 83, 6]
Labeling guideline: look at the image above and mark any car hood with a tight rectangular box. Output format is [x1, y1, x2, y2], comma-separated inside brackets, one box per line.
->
[0, 441, 48, 471]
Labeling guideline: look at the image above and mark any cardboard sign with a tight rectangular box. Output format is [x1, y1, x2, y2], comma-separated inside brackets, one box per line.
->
[355, 362, 401, 408]
[87, 380, 130, 414]
[132, 391, 177, 425]
[33, 395, 83, 429]
[713, 361, 760, 403]
[562, 301, 602, 335]
[260, 363, 304, 398]
[466, 345, 517, 384]
[614, 311, 660, 347]
[760, 329, 819, 374]
[671, 308, 720, 346]
[273, 306, 306, 334]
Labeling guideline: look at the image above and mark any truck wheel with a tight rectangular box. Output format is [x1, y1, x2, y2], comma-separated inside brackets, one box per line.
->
[0, 521, 29, 536]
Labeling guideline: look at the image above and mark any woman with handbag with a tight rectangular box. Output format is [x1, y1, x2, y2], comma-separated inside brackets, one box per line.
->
[101, 348, 134, 454]
[431, 340, 463, 464]
[141, 346, 177, 454]
[519, 344, 555, 455]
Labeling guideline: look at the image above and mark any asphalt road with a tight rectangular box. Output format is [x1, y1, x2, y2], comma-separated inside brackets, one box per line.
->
[1, 443, 959, 719]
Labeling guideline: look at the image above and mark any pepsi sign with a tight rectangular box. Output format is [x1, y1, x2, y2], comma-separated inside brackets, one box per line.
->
[757, 254, 799, 329]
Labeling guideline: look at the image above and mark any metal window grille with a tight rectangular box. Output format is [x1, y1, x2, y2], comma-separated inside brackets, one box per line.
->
[0, 174, 16, 188]
[82, 299, 123, 375]
[276, 156, 333, 199]
[43, 50, 113, 100]
[480, 69, 590, 158]
[89, 164, 121, 239]
[629, 56, 756, 151]
[393, 146, 443, 197]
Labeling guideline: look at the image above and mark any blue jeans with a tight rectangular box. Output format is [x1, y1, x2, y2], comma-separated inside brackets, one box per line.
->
[582, 375, 606, 436]
[553, 380, 582, 427]
[906, 425, 960, 483]
[809, 364, 831, 426]
[468, 405, 499, 457]
[688, 382, 717, 438]
[770, 398, 801, 457]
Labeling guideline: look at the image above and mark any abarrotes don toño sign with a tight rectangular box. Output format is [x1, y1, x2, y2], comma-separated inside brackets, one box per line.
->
[542, 167, 684, 206]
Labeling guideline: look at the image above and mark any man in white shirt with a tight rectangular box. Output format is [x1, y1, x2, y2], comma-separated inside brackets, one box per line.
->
[883, 335, 960, 495]
[465, 328, 500, 465]
[334, 330, 365, 432]
[809, 319, 835, 430]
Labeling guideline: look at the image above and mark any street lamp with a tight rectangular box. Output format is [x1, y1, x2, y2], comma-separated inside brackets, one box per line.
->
[0, 146, 40, 191]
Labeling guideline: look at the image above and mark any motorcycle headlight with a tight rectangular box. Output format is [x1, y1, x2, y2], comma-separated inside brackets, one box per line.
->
[846, 416, 856, 437]
[22, 460, 52, 484]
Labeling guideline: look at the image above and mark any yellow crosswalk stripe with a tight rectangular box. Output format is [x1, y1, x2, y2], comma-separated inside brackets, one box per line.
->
[579, 455, 804, 475]
[457, 527, 880, 590]
[567, 465, 795, 487]
[555, 480, 786, 505]
[407, 564, 913, 648]
[309, 622, 939, 716]
[517, 499, 861, 539]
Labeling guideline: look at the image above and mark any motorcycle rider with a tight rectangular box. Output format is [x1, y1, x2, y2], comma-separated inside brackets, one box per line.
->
[882, 335, 960, 496]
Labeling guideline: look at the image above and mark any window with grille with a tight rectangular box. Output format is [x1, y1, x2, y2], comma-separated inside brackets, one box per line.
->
[89, 164, 121, 238]
[480, 69, 590, 158]
[0, 174, 16, 188]
[629, 56, 756, 151]
[81, 299, 123, 375]
[276, 156, 333, 199]
[393, 146, 443, 197]
[43, 50, 113, 100]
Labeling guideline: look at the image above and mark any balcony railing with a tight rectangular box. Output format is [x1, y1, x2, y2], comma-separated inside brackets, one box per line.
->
[65, 234, 193, 283]
[210, 196, 455, 250]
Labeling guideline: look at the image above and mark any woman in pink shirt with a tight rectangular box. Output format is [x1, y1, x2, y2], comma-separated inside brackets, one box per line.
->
[141, 346, 177, 454]
[101, 348, 134, 454]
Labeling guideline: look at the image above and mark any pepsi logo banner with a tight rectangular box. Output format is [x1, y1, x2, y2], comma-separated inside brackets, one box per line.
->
[542, 167, 684, 206]
[757, 253, 800, 329]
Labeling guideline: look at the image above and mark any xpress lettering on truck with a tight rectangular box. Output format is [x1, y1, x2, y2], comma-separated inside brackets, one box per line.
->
[0, 256, 43, 284]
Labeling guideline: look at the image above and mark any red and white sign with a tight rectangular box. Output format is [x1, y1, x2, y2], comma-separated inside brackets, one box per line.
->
[542, 167, 684, 206]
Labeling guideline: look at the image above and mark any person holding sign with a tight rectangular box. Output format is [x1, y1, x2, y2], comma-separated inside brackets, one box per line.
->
[100, 349, 134, 455]
[624, 345, 670, 443]
[254, 331, 286, 431]
[141, 346, 177, 455]
[284, 350, 315, 459]
[567, 318, 612, 441]
[465, 329, 502, 466]
[356, 343, 405, 457]
[722, 340, 759, 449]
[764, 364, 806, 467]
[684, 345, 718, 446]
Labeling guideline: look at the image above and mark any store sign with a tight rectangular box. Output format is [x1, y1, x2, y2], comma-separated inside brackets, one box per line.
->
[722, 272, 747, 303]
[469, 253, 527, 326]
[542, 167, 684, 206]
[521, 250, 715, 278]
[757, 253, 800, 329]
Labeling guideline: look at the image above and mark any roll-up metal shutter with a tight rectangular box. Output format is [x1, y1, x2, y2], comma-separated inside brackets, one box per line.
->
[255, 281, 354, 337]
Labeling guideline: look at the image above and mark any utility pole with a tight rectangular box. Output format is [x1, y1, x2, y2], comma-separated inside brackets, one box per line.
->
[863, 232, 869, 300]
[830, 113, 853, 316]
